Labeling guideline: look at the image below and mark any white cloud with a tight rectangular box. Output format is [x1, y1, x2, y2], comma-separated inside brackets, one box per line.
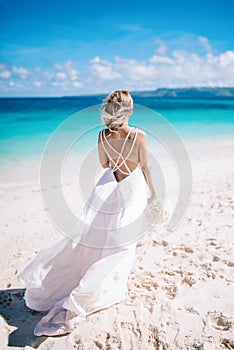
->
[33, 80, 43, 87]
[155, 39, 168, 55]
[55, 60, 79, 81]
[0, 63, 12, 79]
[34, 66, 42, 72]
[89, 56, 121, 80]
[113, 48, 234, 88]
[51, 81, 69, 90]
[12, 66, 29, 79]
[198, 36, 212, 53]
[64, 60, 79, 80]
[219, 50, 234, 67]
[149, 55, 174, 64]
[114, 57, 157, 81]
[0, 70, 11, 79]
[43, 71, 52, 79]
[73, 81, 82, 88]
[55, 72, 67, 80]
[1, 38, 234, 96]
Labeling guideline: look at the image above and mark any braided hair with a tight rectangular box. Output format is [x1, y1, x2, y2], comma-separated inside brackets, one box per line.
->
[101, 90, 133, 132]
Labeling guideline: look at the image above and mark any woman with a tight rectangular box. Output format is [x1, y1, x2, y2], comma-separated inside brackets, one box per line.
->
[18, 89, 157, 337]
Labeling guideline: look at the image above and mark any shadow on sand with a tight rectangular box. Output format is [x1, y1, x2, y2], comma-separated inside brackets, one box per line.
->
[0, 288, 48, 348]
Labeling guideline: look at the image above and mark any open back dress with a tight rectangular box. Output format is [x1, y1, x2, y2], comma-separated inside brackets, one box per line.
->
[18, 126, 149, 336]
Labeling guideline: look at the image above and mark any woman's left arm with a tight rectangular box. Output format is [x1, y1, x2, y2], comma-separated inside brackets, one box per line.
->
[98, 130, 109, 168]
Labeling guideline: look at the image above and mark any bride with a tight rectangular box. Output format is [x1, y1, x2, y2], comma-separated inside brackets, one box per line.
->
[18, 89, 157, 337]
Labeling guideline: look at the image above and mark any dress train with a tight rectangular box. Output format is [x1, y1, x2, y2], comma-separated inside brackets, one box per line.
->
[18, 166, 149, 336]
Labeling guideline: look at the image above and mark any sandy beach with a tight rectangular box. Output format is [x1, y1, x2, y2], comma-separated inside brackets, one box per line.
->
[0, 136, 234, 349]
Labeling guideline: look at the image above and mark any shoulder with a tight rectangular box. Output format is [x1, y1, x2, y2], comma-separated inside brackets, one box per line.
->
[135, 128, 147, 145]
[98, 128, 107, 144]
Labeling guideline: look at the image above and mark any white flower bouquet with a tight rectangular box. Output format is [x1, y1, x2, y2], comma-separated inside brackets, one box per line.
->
[144, 197, 173, 225]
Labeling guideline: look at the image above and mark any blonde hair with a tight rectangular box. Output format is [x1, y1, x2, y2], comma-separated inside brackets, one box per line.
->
[101, 90, 133, 131]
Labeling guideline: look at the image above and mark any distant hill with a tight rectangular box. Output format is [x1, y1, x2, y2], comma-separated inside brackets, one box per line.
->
[131, 87, 234, 99]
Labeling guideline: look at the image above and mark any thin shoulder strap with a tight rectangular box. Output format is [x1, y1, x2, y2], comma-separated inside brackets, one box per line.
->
[100, 129, 112, 161]
[100, 129, 125, 164]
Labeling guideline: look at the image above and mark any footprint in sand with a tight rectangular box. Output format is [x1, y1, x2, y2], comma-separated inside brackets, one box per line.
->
[147, 324, 162, 347]
[105, 331, 122, 349]
[220, 338, 234, 349]
[164, 284, 178, 299]
[93, 339, 103, 349]
[224, 260, 234, 267]
[208, 311, 232, 331]
[73, 336, 85, 350]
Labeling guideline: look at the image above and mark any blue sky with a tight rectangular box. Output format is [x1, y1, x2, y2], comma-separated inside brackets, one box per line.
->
[0, 0, 234, 96]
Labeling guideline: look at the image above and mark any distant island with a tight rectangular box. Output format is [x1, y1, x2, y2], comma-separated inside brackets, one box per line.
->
[3, 87, 234, 99]
[131, 87, 234, 99]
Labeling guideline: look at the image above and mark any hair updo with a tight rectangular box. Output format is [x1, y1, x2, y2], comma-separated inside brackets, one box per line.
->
[101, 90, 133, 131]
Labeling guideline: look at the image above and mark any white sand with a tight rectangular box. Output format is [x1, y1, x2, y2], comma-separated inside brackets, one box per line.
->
[0, 136, 234, 349]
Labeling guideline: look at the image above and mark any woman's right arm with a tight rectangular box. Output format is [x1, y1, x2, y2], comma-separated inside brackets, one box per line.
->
[138, 130, 157, 204]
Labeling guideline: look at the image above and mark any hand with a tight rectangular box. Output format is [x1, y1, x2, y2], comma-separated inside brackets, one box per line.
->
[147, 193, 157, 205]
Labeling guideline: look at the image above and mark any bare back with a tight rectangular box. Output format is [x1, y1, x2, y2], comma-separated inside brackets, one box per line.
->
[98, 127, 140, 182]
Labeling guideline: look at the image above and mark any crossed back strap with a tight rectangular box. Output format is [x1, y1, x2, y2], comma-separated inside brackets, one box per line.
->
[100, 127, 138, 175]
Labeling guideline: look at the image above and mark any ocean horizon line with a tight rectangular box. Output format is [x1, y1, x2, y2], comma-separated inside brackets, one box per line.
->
[1, 86, 234, 100]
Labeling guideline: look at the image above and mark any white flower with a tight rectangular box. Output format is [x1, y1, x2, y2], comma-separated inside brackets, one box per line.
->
[144, 197, 173, 225]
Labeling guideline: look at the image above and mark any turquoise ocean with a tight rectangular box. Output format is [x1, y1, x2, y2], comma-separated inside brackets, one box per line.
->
[0, 95, 234, 171]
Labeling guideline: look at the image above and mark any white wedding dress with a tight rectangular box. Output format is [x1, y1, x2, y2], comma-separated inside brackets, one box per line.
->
[18, 127, 149, 336]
